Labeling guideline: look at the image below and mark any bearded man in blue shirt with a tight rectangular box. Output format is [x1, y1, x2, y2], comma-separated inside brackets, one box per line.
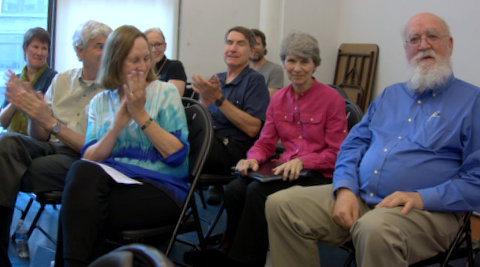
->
[265, 12, 480, 267]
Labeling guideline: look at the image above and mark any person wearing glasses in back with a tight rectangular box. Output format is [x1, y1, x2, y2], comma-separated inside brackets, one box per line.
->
[145, 28, 187, 96]
[265, 12, 480, 267]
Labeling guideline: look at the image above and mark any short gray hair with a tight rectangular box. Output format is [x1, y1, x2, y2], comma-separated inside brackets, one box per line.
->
[72, 20, 112, 51]
[280, 32, 321, 67]
[225, 26, 256, 50]
[144, 27, 166, 42]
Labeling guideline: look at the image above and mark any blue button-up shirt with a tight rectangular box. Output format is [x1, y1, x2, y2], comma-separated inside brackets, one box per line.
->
[209, 66, 269, 144]
[333, 75, 480, 212]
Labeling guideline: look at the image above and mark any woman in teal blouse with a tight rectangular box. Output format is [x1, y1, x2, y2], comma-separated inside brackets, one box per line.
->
[55, 25, 189, 267]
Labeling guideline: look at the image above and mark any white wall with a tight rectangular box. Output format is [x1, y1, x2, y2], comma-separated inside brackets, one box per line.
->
[52, 1, 480, 100]
[338, 0, 480, 98]
[178, 0, 260, 79]
[281, 0, 341, 85]
[179, 0, 480, 101]
[55, 0, 178, 73]
[179, 0, 341, 84]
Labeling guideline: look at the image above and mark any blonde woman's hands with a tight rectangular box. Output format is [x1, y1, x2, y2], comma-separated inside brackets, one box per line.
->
[123, 70, 148, 121]
[112, 98, 131, 131]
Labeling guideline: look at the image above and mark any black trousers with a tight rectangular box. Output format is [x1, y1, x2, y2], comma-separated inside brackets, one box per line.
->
[0, 133, 79, 267]
[224, 172, 331, 266]
[202, 134, 250, 175]
[56, 160, 180, 267]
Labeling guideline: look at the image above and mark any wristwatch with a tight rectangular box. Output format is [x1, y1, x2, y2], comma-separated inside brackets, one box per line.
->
[51, 121, 61, 135]
[215, 96, 225, 107]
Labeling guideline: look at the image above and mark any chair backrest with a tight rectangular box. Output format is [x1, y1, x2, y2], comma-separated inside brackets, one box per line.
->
[328, 84, 349, 100]
[184, 83, 199, 100]
[182, 97, 213, 179]
[163, 98, 213, 255]
[329, 84, 363, 130]
[345, 98, 363, 130]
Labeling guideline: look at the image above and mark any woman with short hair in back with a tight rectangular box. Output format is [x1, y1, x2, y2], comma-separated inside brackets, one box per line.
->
[186, 32, 348, 267]
[55, 25, 189, 267]
[2, 27, 57, 134]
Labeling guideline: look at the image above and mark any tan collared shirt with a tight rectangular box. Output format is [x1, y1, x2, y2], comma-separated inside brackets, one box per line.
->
[44, 68, 104, 143]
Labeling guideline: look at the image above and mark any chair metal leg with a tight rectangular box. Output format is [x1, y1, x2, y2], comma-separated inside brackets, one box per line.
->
[26, 203, 46, 240]
[11, 197, 35, 242]
[440, 213, 473, 267]
[197, 188, 207, 209]
[343, 253, 355, 267]
[19, 197, 34, 221]
[203, 201, 225, 240]
[35, 225, 57, 245]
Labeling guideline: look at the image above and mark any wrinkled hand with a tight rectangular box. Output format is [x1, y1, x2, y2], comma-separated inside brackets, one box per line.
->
[5, 70, 32, 95]
[235, 158, 259, 176]
[191, 74, 222, 106]
[375, 191, 424, 214]
[6, 77, 52, 128]
[332, 188, 359, 230]
[113, 97, 131, 131]
[273, 158, 304, 182]
[123, 70, 147, 121]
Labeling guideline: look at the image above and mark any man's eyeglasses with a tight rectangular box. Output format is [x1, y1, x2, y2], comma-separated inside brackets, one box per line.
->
[405, 33, 449, 46]
[150, 42, 165, 49]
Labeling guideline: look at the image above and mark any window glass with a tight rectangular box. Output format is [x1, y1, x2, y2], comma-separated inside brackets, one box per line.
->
[0, 0, 49, 131]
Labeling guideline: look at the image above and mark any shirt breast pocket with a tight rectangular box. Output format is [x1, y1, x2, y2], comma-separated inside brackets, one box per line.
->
[411, 114, 452, 149]
[273, 112, 294, 139]
[299, 112, 324, 140]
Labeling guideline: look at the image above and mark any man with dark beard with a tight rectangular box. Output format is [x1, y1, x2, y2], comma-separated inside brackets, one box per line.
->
[250, 29, 284, 97]
[265, 12, 480, 267]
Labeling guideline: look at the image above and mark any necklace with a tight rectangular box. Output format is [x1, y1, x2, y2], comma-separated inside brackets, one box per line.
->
[155, 56, 168, 76]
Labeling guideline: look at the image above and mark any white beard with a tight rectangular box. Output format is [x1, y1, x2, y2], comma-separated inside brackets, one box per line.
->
[407, 51, 453, 92]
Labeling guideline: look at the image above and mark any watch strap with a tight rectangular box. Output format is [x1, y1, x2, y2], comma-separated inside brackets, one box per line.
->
[141, 117, 153, 130]
[51, 121, 61, 135]
[215, 96, 225, 107]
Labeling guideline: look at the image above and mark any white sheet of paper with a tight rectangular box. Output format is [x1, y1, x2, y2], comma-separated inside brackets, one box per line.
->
[82, 159, 142, 185]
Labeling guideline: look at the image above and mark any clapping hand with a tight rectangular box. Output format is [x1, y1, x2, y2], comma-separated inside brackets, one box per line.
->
[123, 70, 147, 121]
[5, 69, 52, 128]
[191, 74, 222, 107]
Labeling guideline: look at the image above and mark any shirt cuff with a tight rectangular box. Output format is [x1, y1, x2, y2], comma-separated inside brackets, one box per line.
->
[332, 179, 359, 199]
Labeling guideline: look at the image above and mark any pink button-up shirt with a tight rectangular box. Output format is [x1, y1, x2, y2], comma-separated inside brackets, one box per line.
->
[247, 80, 348, 178]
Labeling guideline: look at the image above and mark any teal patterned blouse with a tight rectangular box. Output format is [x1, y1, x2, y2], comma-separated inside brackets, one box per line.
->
[83, 80, 189, 206]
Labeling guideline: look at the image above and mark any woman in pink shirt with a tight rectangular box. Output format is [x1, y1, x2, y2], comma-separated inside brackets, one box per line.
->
[191, 32, 348, 267]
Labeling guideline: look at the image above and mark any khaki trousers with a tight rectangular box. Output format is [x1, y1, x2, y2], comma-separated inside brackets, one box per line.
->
[265, 184, 462, 267]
